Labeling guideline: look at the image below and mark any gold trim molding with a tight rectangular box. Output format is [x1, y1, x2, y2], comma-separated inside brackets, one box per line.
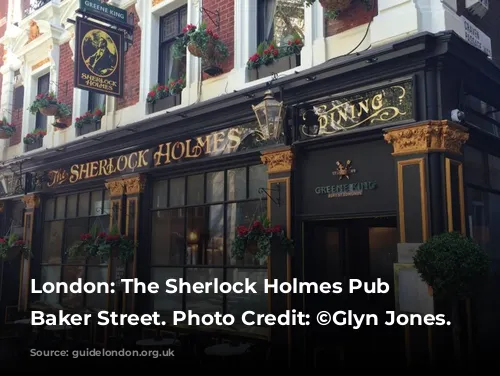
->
[152, 0, 165, 6]
[32, 57, 50, 71]
[384, 120, 469, 156]
[261, 147, 294, 174]
[105, 179, 125, 198]
[22, 194, 40, 209]
[123, 175, 146, 195]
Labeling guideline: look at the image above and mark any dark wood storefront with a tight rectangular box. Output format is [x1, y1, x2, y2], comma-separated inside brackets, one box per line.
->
[2, 31, 500, 367]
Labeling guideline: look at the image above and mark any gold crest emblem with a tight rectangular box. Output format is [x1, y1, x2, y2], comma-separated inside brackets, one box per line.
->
[333, 160, 357, 180]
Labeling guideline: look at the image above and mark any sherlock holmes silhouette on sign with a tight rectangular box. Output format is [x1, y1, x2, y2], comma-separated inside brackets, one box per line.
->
[74, 18, 124, 97]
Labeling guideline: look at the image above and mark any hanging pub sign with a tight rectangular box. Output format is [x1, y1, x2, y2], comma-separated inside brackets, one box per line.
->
[79, 0, 129, 28]
[299, 79, 414, 139]
[44, 121, 281, 188]
[74, 18, 124, 97]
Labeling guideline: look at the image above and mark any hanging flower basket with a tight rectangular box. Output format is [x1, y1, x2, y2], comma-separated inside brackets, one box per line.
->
[188, 42, 204, 57]
[231, 216, 294, 261]
[39, 104, 59, 116]
[67, 224, 135, 263]
[0, 234, 31, 261]
[320, 0, 352, 12]
[0, 118, 15, 139]
[53, 116, 71, 129]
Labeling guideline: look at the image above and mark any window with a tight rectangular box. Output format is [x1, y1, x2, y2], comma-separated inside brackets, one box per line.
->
[7, 200, 24, 238]
[35, 73, 50, 131]
[13, 86, 24, 110]
[257, 0, 304, 47]
[158, 6, 187, 85]
[88, 92, 105, 113]
[77, 91, 105, 136]
[39, 190, 110, 309]
[150, 165, 269, 330]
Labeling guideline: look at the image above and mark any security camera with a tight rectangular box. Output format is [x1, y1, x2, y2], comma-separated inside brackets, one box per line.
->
[451, 109, 465, 123]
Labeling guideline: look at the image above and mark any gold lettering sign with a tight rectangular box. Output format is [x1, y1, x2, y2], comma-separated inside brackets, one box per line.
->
[300, 81, 413, 138]
[46, 127, 244, 187]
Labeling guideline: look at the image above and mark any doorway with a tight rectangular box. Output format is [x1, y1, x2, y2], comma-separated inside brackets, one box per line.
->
[303, 216, 400, 363]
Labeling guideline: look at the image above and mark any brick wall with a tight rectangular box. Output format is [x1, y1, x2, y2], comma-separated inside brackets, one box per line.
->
[325, 0, 378, 37]
[57, 42, 74, 110]
[457, 0, 500, 60]
[202, 0, 234, 80]
[10, 108, 22, 146]
[116, 6, 141, 110]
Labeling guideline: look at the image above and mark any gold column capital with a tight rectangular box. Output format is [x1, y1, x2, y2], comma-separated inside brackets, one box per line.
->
[123, 175, 146, 195]
[261, 146, 294, 174]
[384, 120, 469, 156]
[105, 179, 125, 198]
[22, 194, 40, 209]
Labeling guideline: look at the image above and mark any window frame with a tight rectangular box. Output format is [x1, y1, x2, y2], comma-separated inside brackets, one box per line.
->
[149, 164, 269, 317]
[35, 73, 50, 131]
[158, 5, 188, 85]
[39, 189, 110, 309]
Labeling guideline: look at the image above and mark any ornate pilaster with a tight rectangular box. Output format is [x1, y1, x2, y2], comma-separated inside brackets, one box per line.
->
[122, 174, 146, 313]
[105, 178, 125, 230]
[384, 120, 469, 156]
[260, 146, 294, 366]
[261, 147, 294, 174]
[18, 194, 40, 311]
[385, 121, 469, 242]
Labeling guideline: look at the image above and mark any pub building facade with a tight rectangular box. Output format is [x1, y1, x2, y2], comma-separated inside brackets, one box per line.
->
[2, 31, 500, 365]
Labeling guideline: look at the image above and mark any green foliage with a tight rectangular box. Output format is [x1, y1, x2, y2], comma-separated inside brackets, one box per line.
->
[231, 215, 294, 262]
[28, 91, 57, 114]
[413, 232, 490, 299]
[66, 224, 135, 263]
[0, 233, 31, 260]
[0, 118, 15, 137]
[55, 102, 72, 118]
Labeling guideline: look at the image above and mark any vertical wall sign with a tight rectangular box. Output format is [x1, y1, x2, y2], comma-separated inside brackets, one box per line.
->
[74, 18, 124, 97]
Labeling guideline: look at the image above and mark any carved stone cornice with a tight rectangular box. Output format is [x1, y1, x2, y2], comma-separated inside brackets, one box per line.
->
[105, 179, 125, 198]
[384, 120, 469, 156]
[22, 194, 40, 209]
[260, 147, 294, 174]
[123, 175, 146, 195]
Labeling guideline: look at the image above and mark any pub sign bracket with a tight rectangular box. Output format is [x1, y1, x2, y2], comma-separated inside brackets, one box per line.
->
[258, 185, 281, 207]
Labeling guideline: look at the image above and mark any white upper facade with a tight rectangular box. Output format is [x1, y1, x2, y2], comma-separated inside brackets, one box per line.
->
[0, 0, 491, 162]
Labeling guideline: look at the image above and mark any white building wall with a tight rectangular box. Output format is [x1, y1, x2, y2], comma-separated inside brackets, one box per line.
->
[0, 0, 484, 162]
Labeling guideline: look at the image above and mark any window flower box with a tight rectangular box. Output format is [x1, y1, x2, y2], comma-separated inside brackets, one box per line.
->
[77, 120, 101, 136]
[148, 95, 180, 114]
[24, 137, 43, 152]
[75, 109, 104, 136]
[255, 55, 300, 81]
[146, 77, 185, 114]
[247, 37, 303, 82]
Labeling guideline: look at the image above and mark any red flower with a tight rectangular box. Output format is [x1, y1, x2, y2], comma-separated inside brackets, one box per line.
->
[237, 225, 249, 236]
[97, 232, 107, 238]
[252, 221, 262, 229]
[0, 238, 5, 243]
[271, 225, 281, 233]
[14, 240, 25, 246]
[80, 233, 92, 241]
[94, 109, 103, 117]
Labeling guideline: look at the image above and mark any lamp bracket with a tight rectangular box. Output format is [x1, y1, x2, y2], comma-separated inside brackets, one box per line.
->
[200, 7, 220, 31]
[258, 184, 281, 206]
